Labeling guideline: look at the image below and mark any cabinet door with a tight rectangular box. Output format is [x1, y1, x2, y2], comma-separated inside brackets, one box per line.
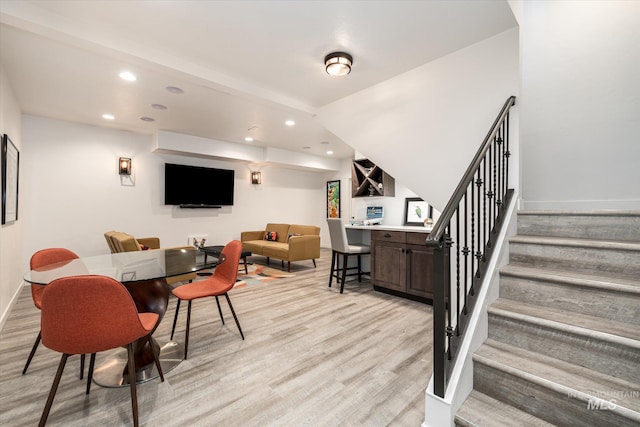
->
[406, 245, 434, 299]
[372, 242, 406, 292]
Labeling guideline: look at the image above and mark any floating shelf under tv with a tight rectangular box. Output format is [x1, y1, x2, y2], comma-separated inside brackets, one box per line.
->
[179, 204, 222, 209]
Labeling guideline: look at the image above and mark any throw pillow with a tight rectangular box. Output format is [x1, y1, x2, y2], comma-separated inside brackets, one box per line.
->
[264, 231, 278, 241]
[288, 233, 302, 242]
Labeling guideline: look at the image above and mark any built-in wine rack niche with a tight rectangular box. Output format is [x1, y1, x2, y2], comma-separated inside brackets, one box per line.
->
[351, 159, 395, 197]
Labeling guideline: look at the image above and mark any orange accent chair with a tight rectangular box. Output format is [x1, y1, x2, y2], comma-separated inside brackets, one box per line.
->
[38, 275, 164, 427]
[24, 248, 83, 376]
[170, 240, 245, 359]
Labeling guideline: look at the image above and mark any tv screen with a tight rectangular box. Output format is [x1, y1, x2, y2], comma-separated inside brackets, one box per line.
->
[164, 163, 234, 207]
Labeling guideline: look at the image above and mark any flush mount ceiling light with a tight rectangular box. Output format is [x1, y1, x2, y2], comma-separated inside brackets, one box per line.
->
[325, 52, 353, 77]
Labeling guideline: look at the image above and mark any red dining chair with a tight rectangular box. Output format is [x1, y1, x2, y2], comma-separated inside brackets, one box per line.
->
[170, 240, 245, 359]
[24, 248, 84, 376]
[38, 275, 163, 427]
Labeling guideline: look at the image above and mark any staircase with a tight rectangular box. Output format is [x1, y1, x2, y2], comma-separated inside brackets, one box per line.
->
[455, 211, 640, 426]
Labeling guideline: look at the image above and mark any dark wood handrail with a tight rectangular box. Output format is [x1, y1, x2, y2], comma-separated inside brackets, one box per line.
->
[426, 96, 516, 248]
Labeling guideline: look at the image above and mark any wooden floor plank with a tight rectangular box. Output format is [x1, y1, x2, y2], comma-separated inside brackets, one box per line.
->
[0, 248, 433, 426]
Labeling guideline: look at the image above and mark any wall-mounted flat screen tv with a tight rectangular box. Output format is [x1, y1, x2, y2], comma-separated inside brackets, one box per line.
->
[164, 163, 234, 207]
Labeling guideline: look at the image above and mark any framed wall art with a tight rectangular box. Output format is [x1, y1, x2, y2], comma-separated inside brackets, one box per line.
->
[2, 133, 19, 225]
[403, 197, 432, 226]
[326, 180, 340, 218]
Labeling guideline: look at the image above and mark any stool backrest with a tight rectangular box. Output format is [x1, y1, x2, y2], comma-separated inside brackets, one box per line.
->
[327, 219, 349, 253]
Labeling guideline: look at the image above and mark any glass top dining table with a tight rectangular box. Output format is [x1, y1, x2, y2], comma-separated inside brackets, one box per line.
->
[24, 247, 220, 285]
[23, 247, 223, 387]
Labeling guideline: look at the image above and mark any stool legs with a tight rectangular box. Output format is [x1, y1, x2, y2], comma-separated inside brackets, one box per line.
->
[328, 250, 337, 288]
[329, 251, 368, 294]
[340, 254, 348, 294]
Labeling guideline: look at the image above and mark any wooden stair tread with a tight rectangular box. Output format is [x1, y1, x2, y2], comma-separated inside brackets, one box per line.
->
[500, 264, 640, 293]
[489, 298, 640, 343]
[475, 339, 640, 413]
[509, 234, 640, 251]
[455, 390, 554, 427]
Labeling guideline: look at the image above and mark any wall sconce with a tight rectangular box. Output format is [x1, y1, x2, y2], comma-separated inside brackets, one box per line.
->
[119, 157, 132, 175]
[251, 171, 262, 185]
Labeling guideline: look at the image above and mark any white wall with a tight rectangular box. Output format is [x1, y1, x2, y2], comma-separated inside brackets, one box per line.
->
[520, 1, 640, 210]
[21, 115, 333, 272]
[318, 28, 519, 212]
[0, 63, 24, 327]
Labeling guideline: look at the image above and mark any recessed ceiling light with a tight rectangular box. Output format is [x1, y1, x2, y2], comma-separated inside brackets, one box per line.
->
[140, 116, 155, 122]
[151, 103, 167, 110]
[166, 86, 184, 94]
[320, 141, 329, 145]
[102, 113, 115, 120]
[245, 137, 254, 142]
[285, 120, 295, 127]
[302, 146, 311, 150]
[326, 150, 334, 155]
[119, 71, 137, 82]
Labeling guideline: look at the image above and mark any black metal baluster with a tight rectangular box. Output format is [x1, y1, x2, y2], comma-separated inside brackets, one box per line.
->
[487, 143, 494, 246]
[462, 190, 469, 314]
[444, 225, 453, 360]
[455, 209, 460, 335]
[482, 158, 487, 261]
[497, 123, 504, 216]
[470, 176, 475, 295]
[505, 112, 511, 193]
[475, 167, 483, 277]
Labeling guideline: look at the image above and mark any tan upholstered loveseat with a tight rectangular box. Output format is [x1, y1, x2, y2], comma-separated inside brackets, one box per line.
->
[104, 231, 161, 253]
[240, 223, 320, 271]
[103, 231, 195, 285]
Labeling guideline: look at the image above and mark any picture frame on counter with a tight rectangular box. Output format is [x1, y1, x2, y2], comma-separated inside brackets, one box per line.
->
[403, 197, 432, 226]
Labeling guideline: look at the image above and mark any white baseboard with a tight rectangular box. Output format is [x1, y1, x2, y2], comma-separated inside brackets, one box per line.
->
[0, 282, 27, 332]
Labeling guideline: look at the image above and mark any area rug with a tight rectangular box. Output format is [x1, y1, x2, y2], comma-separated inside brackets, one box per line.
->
[233, 264, 295, 288]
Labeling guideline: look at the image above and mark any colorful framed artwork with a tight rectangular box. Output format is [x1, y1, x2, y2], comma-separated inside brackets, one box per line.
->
[326, 180, 340, 218]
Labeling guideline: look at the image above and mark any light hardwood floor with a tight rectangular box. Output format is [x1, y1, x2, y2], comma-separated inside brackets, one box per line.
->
[0, 248, 433, 426]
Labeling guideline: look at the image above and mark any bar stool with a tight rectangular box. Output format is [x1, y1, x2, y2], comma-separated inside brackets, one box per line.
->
[327, 218, 371, 293]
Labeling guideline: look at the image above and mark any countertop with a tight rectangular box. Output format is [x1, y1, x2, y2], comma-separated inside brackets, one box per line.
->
[345, 224, 433, 233]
